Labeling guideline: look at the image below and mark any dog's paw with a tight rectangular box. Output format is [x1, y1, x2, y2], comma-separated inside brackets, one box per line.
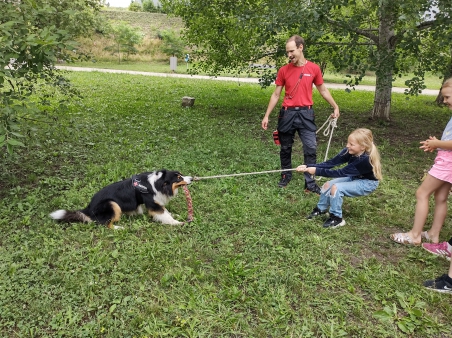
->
[167, 220, 183, 226]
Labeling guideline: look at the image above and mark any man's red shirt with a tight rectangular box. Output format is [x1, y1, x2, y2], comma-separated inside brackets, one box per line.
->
[275, 61, 324, 107]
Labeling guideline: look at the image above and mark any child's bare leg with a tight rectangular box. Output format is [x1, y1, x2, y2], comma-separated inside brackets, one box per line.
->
[449, 259, 452, 279]
[426, 182, 452, 243]
[407, 175, 447, 243]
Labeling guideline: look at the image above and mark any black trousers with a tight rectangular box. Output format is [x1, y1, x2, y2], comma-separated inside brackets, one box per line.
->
[278, 110, 317, 189]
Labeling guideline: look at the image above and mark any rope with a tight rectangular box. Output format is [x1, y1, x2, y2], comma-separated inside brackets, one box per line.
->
[182, 185, 194, 223]
[316, 116, 337, 162]
[194, 116, 338, 181]
[194, 168, 298, 181]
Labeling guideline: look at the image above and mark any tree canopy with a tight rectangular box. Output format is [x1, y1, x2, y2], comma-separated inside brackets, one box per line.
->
[0, 0, 103, 153]
[162, 0, 452, 120]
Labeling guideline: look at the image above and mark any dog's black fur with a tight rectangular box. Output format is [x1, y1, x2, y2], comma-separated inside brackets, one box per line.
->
[50, 169, 192, 229]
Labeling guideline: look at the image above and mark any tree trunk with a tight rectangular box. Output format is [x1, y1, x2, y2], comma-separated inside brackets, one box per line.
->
[370, 45, 396, 120]
[370, 0, 397, 121]
[371, 74, 392, 120]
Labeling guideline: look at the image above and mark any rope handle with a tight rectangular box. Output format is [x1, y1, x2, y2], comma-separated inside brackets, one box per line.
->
[316, 116, 337, 137]
[316, 116, 337, 162]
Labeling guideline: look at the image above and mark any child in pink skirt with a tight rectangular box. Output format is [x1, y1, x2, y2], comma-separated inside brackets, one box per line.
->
[391, 77, 452, 246]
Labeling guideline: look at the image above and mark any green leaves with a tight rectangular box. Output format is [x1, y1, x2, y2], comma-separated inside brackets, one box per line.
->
[0, 0, 100, 154]
[373, 292, 440, 334]
[106, 21, 144, 62]
[158, 29, 186, 58]
[162, 0, 451, 119]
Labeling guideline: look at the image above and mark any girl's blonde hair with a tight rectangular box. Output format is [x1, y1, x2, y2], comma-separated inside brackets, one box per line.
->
[349, 128, 383, 180]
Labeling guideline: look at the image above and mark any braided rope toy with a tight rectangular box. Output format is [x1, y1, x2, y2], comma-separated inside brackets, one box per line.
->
[182, 185, 194, 223]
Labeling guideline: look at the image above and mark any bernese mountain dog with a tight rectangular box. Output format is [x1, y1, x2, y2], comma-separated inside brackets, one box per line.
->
[50, 169, 192, 229]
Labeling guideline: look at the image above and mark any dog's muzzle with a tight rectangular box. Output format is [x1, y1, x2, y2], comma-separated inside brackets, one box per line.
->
[182, 176, 193, 185]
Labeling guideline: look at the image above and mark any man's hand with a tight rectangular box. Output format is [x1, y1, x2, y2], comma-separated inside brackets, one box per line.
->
[261, 116, 269, 130]
[331, 107, 340, 119]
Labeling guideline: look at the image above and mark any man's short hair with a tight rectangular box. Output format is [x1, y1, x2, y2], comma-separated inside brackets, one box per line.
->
[287, 35, 305, 49]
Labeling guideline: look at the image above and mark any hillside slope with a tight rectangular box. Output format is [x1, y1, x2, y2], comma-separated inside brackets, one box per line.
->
[100, 10, 183, 37]
[74, 10, 185, 62]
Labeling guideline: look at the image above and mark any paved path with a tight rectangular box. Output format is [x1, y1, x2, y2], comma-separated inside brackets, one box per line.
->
[57, 66, 439, 96]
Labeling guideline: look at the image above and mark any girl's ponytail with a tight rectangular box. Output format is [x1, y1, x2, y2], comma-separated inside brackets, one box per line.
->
[369, 142, 383, 180]
[349, 128, 382, 180]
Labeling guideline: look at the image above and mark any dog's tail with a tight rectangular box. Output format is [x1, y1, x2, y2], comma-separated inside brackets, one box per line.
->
[49, 209, 92, 223]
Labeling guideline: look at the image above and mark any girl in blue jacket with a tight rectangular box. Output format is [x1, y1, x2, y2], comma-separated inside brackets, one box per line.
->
[296, 128, 383, 228]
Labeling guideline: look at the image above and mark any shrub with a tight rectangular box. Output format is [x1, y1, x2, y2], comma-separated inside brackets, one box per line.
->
[128, 1, 142, 12]
[158, 29, 185, 57]
[143, 0, 161, 13]
[106, 22, 144, 61]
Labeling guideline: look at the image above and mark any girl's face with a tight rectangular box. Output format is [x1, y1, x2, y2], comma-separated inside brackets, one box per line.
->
[347, 136, 366, 155]
[442, 86, 452, 109]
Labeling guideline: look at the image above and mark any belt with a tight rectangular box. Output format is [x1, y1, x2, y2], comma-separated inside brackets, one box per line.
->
[283, 106, 312, 110]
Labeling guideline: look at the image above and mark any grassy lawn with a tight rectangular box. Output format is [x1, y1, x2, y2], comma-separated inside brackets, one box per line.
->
[1, 71, 451, 337]
[68, 60, 443, 91]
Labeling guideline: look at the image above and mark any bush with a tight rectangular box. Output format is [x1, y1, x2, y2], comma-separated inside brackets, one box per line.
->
[106, 22, 144, 61]
[158, 29, 185, 57]
[128, 1, 142, 12]
[143, 0, 161, 13]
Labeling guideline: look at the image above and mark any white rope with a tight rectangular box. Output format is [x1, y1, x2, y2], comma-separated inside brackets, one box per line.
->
[194, 116, 338, 181]
[316, 116, 337, 162]
[194, 168, 298, 181]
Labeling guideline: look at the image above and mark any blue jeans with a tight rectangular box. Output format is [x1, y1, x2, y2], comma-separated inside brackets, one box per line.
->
[317, 177, 379, 218]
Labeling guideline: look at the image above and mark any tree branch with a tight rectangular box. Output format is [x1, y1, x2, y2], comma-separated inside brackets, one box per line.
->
[416, 19, 436, 31]
[393, 19, 437, 43]
[326, 18, 379, 43]
[313, 41, 375, 46]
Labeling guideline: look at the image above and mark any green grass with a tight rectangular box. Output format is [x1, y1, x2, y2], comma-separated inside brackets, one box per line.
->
[67, 60, 443, 91]
[1, 71, 451, 337]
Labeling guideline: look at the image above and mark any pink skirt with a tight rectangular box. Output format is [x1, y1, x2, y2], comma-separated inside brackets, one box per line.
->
[428, 150, 452, 184]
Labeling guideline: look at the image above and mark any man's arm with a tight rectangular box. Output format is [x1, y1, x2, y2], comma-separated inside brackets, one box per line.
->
[315, 83, 340, 119]
[262, 85, 283, 130]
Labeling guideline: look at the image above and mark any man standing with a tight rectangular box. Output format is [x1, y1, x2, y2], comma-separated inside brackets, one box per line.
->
[261, 35, 340, 191]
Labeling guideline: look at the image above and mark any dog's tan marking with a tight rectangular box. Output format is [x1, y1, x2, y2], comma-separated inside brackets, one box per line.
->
[107, 202, 122, 229]
[148, 207, 182, 225]
[148, 209, 164, 217]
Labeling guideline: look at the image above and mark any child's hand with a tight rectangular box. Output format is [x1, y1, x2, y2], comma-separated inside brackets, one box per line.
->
[420, 136, 437, 152]
[305, 167, 316, 175]
[296, 165, 307, 172]
[296, 165, 316, 175]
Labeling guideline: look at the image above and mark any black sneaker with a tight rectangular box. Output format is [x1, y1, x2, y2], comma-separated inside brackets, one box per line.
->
[278, 175, 291, 188]
[322, 215, 345, 228]
[305, 184, 321, 195]
[306, 207, 327, 220]
[423, 274, 452, 293]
